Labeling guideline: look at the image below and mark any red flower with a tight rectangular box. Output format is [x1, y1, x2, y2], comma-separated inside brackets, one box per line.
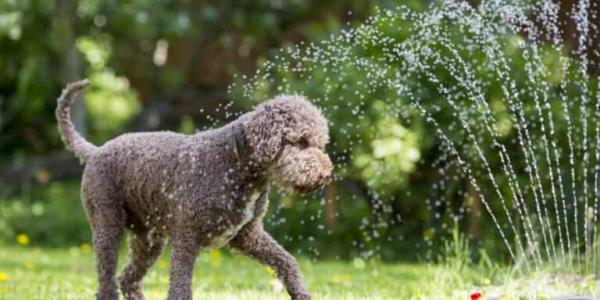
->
[470, 292, 482, 300]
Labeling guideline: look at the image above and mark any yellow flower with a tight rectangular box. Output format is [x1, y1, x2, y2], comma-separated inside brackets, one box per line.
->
[80, 243, 92, 254]
[0, 272, 8, 282]
[330, 275, 341, 285]
[210, 249, 221, 267]
[342, 273, 352, 283]
[266, 267, 276, 276]
[16, 234, 29, 246]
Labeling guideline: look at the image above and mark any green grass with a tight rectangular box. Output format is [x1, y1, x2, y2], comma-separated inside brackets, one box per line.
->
[1, 245, 599, 299]
[0, 245, 439, 300]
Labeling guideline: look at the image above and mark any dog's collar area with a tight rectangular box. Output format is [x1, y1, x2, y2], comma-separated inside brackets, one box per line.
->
[232, 123, 271, 181]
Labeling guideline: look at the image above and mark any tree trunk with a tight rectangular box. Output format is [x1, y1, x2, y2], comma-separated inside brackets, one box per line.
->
[466, 181, 482, 241]
[325, 183, 337, 228]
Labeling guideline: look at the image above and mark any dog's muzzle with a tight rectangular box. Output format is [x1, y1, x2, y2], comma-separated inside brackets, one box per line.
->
[274, 147, 333, 196]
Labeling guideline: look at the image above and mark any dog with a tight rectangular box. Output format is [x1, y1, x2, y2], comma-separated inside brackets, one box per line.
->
[56, 80, 333, 300]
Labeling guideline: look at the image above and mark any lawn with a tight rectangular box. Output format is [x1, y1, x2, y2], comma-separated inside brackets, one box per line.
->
[0, 245, 442, 300]
[1, 245, 598, 299]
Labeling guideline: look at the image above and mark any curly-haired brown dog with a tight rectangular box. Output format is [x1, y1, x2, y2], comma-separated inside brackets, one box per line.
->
[56, 80, 332, 300]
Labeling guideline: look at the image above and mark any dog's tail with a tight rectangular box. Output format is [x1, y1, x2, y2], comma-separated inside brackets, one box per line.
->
[55, 79, 97, 163]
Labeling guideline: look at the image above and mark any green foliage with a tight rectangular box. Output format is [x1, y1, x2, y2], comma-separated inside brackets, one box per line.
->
[353, 100, 422, 191]
[231, 1, 600, 265]
[77, 34, 140, 142]
[0, 182, 90, 247]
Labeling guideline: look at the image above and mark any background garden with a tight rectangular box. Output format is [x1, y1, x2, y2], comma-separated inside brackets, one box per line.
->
[1, 0, 599, 299]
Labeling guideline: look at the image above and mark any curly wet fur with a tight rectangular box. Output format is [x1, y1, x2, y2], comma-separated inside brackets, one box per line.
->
[56, 80, 333, 300]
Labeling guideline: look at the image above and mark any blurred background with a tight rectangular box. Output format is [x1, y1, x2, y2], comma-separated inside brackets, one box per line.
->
[0, 0, 597, 263]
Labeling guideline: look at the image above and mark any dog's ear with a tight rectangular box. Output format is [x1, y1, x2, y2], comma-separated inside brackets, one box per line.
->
[245, 105, 286, 163]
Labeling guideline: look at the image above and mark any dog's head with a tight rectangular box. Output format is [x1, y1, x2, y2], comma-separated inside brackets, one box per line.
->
[245, 95, 332, 195]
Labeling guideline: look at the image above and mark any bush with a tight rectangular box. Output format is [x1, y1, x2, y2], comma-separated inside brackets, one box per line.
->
[0, 181, 90, 247]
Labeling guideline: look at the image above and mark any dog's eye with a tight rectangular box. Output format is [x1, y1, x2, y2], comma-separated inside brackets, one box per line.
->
[298, 138, 309, 149]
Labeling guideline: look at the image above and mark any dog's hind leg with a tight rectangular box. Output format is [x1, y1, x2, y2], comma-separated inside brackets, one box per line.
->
[118, 230, 165, 300]
[82, 171, 126, 300]
[91, 224, 124, 300]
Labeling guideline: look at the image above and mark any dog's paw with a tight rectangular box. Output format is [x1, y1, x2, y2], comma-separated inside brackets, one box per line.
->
[291, 292, 312, 300]
[118, 276, 145, 300]
[96, 290, 119, 300]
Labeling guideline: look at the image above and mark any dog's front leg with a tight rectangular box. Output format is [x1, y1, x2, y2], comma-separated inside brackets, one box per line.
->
[167, 231, 200, 300]
[230, 222, 311, 300]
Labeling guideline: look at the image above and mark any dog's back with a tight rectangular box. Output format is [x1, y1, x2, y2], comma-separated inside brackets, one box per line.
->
[89, 131, 184, 194]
